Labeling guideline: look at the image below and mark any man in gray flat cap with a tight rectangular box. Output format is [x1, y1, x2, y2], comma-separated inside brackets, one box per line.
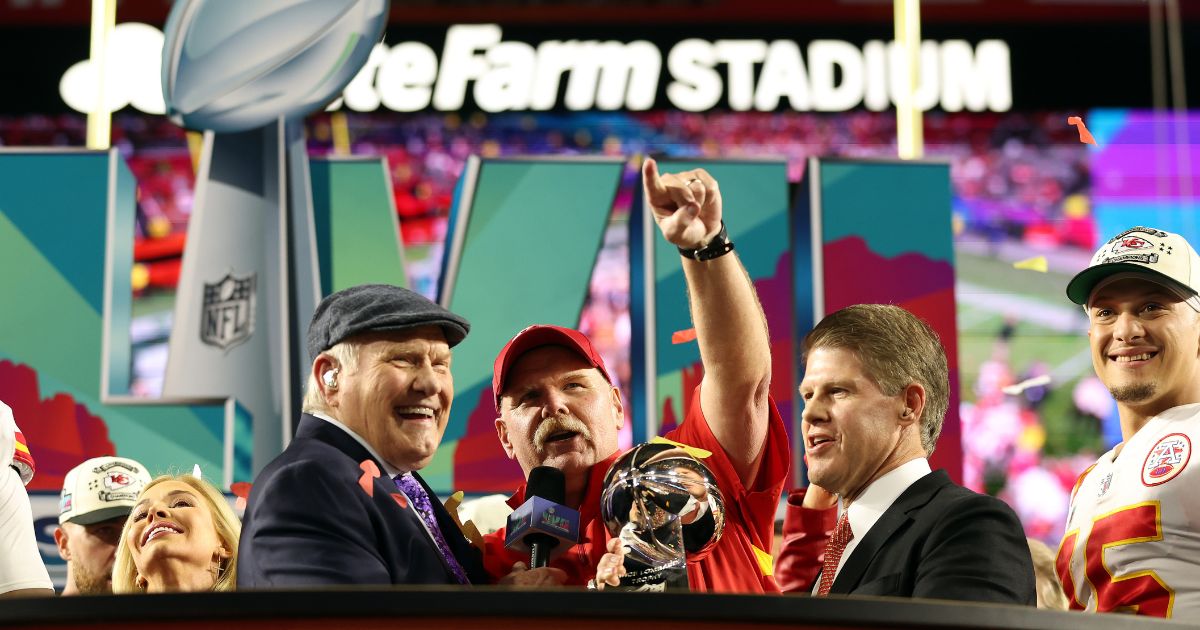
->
[238, 284, 489, 586]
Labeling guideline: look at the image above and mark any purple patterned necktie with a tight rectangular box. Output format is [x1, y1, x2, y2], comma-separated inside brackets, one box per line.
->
[394, 473, 470, 584]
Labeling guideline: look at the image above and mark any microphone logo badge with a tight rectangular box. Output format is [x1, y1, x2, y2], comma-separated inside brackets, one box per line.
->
[504, 467, 581, 568]
[540, 507, 572, 534]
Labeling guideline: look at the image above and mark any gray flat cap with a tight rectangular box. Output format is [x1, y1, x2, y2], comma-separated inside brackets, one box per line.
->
[306, 284, 470, 360]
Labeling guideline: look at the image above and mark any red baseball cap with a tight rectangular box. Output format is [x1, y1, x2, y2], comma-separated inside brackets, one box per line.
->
[492, 324, 612, 411]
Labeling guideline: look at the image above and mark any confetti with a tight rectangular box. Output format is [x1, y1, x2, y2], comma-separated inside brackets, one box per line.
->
[650, 435, 712, 459]
[358, 460, 380, 497]
[444, 490, 464, 513]
[1001, 374, 1052, 396]
[462, 520, 484, 550]
[191, 464, 202, 479]
[230, 482, 252, 512]
[1013, 256, 1048, 273]
[671, 328, 698, 344]
[1067, 116, 1097, 146]
[391, 492, 409, 509]
[441, 490, 484, 548]
[443, 490, 466, 529]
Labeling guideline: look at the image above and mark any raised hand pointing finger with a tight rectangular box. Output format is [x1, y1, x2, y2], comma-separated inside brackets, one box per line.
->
[642, 158, 722, 250]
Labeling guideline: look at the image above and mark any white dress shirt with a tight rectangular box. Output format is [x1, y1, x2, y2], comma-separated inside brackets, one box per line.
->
[815, 457, 933, 592]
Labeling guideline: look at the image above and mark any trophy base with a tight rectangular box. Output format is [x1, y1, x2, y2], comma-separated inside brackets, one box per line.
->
[616, 559, 689, 592]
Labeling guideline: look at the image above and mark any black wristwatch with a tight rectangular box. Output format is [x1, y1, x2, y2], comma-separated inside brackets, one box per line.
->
[678, 222, 735, 261]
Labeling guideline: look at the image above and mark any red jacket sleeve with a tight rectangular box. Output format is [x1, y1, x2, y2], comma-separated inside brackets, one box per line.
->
[776, 488, 837, 593]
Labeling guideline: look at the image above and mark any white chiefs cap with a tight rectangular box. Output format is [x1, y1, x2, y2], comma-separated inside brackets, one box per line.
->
[59, 456, 152, 525]
[1066, 226, 1200, 307]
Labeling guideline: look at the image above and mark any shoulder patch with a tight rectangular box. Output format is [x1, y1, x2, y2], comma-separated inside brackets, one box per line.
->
[1142, 433, 1191, 487]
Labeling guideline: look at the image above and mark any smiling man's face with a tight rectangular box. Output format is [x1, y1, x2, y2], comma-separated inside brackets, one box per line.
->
[329, 326, 454, 472]
[1088, 277, 1200, 414]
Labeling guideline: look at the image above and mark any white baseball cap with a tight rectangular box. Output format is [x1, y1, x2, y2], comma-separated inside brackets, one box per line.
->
[1066, 226, 1200, 307]
[59, 456, 152, 525]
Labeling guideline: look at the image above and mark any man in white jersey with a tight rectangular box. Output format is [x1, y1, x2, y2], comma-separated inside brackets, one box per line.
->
[1060, 226, 1200, 619]
[0, 400, 54, 597]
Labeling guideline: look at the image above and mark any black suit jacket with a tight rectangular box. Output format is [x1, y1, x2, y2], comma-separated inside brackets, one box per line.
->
[827, 470, 1035, 605]
[237, 414, 486, 587]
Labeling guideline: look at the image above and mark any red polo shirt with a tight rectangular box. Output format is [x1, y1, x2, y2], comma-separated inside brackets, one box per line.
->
[484, 386, 789, 593]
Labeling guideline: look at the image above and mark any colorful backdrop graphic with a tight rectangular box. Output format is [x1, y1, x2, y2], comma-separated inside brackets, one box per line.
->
[804, 158, 962, 480]
[1089, 110, 1200, 241]
[311, 156, 409, 294]
[0, 149, 250, 491]
[438, 157, 626, 492]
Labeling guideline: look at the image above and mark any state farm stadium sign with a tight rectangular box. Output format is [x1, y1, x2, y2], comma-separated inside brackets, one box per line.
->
[61, 24, 1013, 115]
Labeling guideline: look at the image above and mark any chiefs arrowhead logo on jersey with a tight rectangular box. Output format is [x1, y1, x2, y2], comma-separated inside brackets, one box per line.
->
[1142, 433, 1191, 487]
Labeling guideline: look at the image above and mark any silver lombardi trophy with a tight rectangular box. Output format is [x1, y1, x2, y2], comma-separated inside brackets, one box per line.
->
[600, 442, 725, 591]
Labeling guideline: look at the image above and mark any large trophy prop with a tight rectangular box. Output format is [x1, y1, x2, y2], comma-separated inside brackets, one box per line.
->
[601, 443, 726, 591]
[160, 1, 389, 470]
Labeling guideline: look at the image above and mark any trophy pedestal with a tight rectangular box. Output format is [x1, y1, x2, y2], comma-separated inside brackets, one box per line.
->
[619, 557, 689, 591]
[615, 518, 690, 591]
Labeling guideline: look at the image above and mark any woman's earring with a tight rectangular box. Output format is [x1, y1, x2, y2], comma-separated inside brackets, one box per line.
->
[210, 549, 228, 582]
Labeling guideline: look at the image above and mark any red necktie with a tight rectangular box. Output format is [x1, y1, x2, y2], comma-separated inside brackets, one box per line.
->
[817, 513, 853, 595]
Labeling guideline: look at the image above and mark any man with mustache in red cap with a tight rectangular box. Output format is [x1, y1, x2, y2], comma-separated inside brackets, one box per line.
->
[483, 158, 789, 592]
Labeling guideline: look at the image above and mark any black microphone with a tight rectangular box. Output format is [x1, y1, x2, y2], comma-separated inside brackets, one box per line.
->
[504, 466, 580, 568]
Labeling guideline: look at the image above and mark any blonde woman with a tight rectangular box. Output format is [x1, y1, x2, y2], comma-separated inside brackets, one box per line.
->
[112, 474, 239, 592]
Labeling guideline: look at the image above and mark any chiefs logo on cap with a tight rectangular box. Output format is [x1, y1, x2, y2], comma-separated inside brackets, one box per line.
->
[104, 471, 135, 490]
[1112, 236, 1155, 254]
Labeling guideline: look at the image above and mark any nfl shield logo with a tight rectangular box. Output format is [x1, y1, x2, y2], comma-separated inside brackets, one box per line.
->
[201, 272, 256, 351]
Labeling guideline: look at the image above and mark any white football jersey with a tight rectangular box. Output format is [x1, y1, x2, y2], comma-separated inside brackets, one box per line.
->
[0, 400, 13, 470]
[1057, 403, 1200, 619]
[0, 399, 50, 594]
